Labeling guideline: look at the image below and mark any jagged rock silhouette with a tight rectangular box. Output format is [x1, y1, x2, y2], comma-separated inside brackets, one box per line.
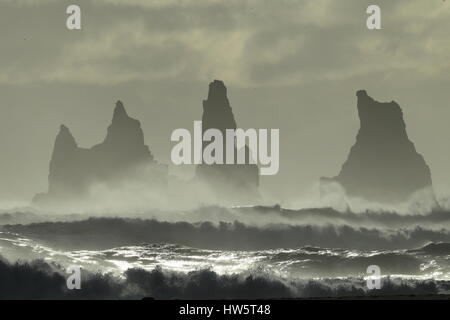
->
[321, 90, 435, 204]
[34, 101, 166, 205]
[195, 80, 259, 203]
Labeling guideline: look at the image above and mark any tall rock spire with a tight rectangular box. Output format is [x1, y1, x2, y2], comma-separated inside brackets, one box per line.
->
[196, 80, 259, 204]
[47, 124, 81, 195]
[97, 100, 152, 162]
[202, 80, 237, 134]
[53, 124, 77, 151]
[321, 90, 435, 204]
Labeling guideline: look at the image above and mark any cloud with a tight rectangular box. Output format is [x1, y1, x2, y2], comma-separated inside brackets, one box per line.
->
[1, 0, 449, 87]
[46, 21, 251, 86]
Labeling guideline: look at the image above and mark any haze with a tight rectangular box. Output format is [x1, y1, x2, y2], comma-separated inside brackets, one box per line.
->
[0, 0, 449, 207]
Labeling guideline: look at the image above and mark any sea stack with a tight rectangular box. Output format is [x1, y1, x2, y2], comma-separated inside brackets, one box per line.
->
[195, 80, 259, 203]
[34, 101, 167, 205]
[321, 90, 435, 204]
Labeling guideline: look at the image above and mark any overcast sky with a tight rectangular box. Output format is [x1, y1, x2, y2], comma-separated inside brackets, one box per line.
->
[0, 0, 449, 206]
